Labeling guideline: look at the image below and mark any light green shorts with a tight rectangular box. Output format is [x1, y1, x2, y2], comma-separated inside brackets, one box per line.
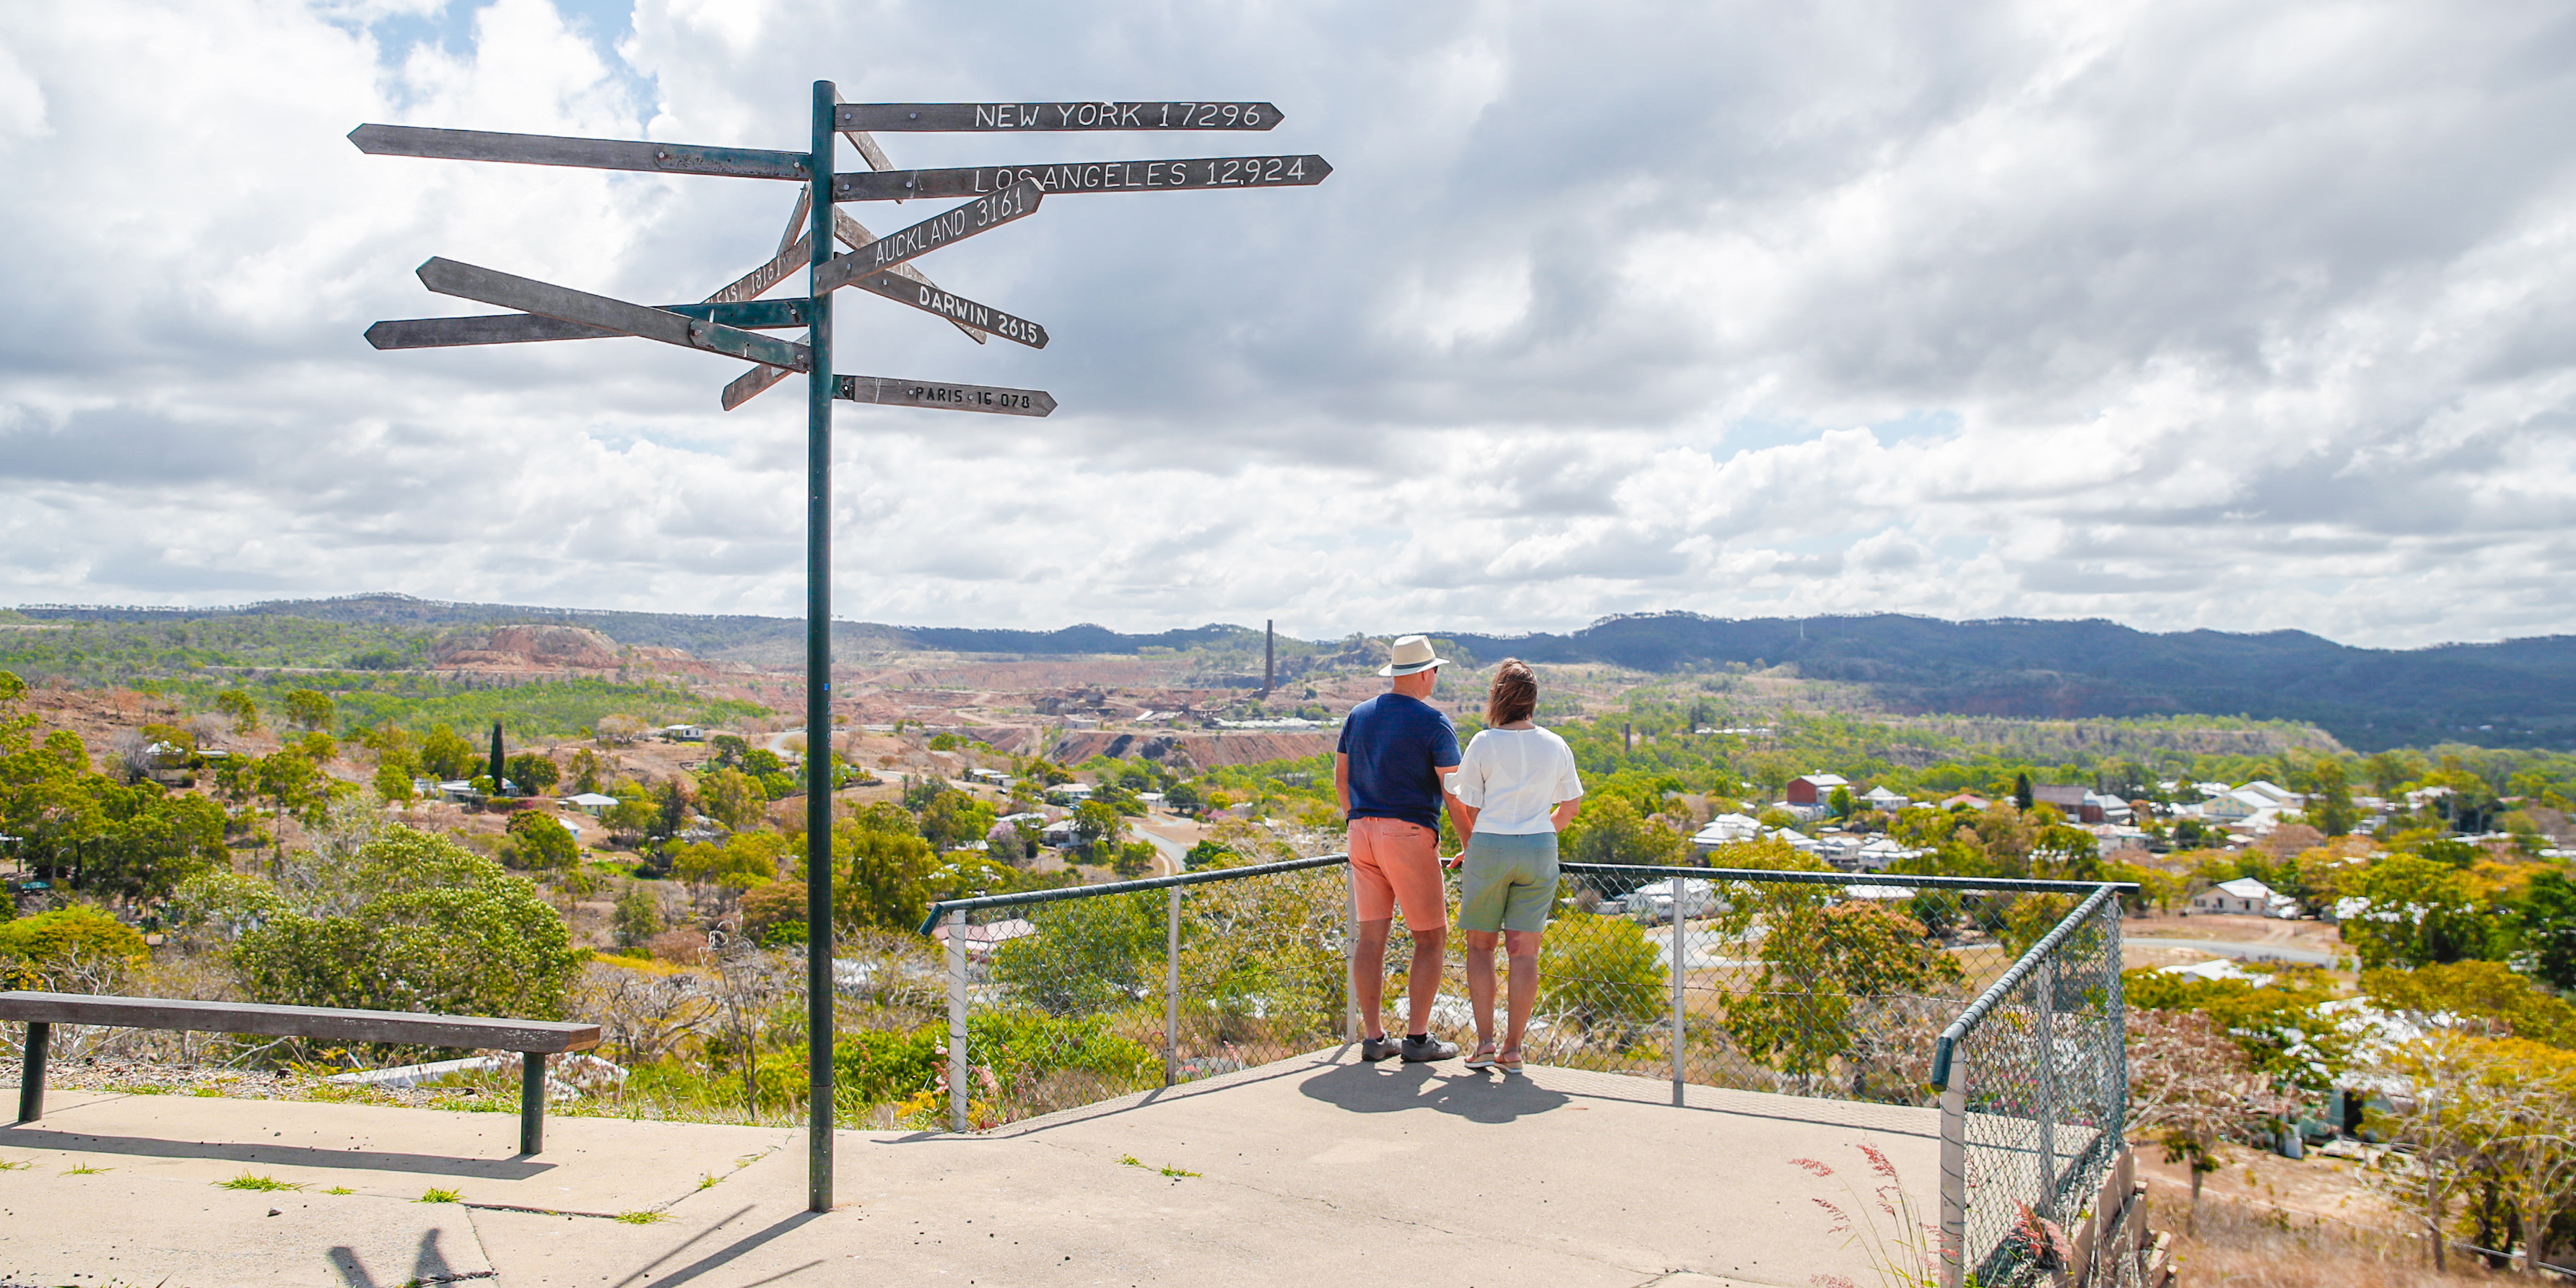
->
[1458, 830, 1559, 934]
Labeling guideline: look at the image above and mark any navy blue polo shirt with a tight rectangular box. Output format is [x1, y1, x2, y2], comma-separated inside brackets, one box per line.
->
[1337, 692, 1462, 831]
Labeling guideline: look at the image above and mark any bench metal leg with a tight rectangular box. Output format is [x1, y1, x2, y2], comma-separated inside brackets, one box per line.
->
[17, 1022, 46, 1123]
[519, 1052, 544, 1154]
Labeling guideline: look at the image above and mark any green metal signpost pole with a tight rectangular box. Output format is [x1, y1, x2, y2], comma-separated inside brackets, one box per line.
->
[802, 79, 837, 1214]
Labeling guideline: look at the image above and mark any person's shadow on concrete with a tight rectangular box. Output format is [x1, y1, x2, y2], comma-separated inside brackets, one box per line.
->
[1297, 1061, 1570, 1125]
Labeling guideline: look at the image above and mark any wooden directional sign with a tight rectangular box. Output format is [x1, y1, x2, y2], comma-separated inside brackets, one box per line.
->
[811, 180, 1042, 295]
[835, 155, 1331, 202]
[350, 124, 806, 180]
[844, 272, 1047, 349]
[416, 258, 809, 370]
[835, 375, 1054, 417]
[367, 299, 809, 350]
[707, 235, 811, 305]
[839, 102, 1281, 132]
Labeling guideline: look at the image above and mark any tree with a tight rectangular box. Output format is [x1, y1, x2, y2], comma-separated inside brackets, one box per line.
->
[917, 786, 996, 852]
[2309, 760, 2358, 837]
[219, 826, 583, 1022]
[417, 724, 479, 780]
[1724, 898, 1966, 1096]
[594, 714, 648, 747]
[1071, 799, 1123, 861]
[566, 747, 606, 795]
[1827, 785, 1854, 817]
[832, 804, 939, 932]
[2367, 1034, 2511, 1273]
[697, 768, 765, 832]
[2128, 1007, 2289, 1232]
[2013, 772, 2035, 812]
[214, 689, 260, 734]
[2340, 853, 2489, 968]
[1165, 780, 1203, 815]
[739, 881, 808, 944]
[487, 721, 506, 795]
[2363, 960, 2576, 1046]
[279, 689, 334, 733]
[373, 761, 416, 804]
[2518, 873, 2576, 992]
[1113, 840, 1157, 878]
[502, 811, 579, 871]
[612, 880, 663, 949]
[1562, 796, 1687, 866]
[505, 752, 560, 797]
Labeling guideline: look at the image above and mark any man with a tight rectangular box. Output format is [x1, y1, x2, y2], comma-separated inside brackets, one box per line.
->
[1336, 634, 1463, 1063]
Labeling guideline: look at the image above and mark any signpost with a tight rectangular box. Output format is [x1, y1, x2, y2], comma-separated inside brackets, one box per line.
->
[354, 82, 1328, 1217]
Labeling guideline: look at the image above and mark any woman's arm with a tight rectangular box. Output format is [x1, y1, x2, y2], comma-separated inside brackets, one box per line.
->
[1550, 797, 1583, 833]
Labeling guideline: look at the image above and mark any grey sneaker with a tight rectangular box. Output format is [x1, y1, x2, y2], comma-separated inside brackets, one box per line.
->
[1360, 1035, 1404, 1062]
[1401, 1035, 1460, 1063]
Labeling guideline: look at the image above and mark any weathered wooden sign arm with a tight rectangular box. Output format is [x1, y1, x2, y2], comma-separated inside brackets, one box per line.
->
[366, 298, 809, 350]
[414, 258, 810, 370]
[811, 180, 1043, 294]
[349, 123, 808, 180]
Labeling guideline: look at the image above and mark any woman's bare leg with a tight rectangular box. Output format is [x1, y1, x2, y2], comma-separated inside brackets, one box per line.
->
[1502, 928, 1543, 1056]
[1463, 929, 1501, 1052]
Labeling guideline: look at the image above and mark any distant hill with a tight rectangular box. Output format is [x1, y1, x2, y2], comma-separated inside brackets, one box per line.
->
[1438, 612, 2576, 752]
[16, 596, 2575, 752]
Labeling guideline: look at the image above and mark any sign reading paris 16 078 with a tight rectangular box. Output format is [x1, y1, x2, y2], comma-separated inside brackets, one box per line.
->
[351, 85, 1328, 1218]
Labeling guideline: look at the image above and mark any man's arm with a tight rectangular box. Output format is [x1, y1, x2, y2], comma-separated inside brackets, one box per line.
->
[1333, 752, 1352, 817]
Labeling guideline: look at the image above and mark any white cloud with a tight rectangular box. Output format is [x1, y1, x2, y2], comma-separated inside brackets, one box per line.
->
[3, 0, 2575, 649]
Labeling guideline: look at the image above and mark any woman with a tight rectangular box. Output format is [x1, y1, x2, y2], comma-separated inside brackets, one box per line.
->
[1443, 658, 1583, 1073]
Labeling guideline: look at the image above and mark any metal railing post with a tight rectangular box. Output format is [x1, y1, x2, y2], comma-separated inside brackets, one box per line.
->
[1165, 883, 1182, 1087]
[1939, 1055, 1968, 1288]
[1668, 903, 1687, 1107]
[946, 908, 969, 1133]
[2035, 954, 2060, 1219]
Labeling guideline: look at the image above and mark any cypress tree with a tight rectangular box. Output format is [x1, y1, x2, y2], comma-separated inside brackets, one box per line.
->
[2013, 771, 2035, 812]
[489, 721, 506, 796]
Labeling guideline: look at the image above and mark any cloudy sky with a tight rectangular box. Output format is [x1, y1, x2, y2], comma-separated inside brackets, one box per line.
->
[4, 1, 2573, 648]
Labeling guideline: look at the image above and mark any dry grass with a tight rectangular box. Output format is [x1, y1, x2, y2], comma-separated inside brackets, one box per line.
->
[2171, 1193, 2505, 1287]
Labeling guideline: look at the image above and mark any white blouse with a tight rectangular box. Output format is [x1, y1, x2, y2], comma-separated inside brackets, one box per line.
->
[1444, 726, 1585, 835]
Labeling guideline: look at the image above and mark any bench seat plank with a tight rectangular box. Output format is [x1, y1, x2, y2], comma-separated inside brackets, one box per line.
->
[0, 992, 599, 1053]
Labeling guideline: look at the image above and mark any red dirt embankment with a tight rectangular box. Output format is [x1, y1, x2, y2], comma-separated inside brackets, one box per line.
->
[1048, 730, 1333, 767]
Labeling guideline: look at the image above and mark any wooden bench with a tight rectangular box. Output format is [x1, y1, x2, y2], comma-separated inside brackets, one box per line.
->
[0, 991, 601, 1155]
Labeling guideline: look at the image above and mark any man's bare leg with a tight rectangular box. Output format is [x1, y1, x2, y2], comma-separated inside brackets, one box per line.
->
[1405, 926, 1448, 1036]
[1352, 917, 1393, 1040]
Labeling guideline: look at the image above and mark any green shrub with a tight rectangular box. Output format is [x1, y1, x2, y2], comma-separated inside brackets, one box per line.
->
[230, 827, 583, 1022]
[0, 907, 149, 988]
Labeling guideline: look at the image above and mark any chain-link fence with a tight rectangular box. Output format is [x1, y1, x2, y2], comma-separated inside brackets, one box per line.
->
[1928, 882, 2128, 1288]
[919, 854, 1354, 1131]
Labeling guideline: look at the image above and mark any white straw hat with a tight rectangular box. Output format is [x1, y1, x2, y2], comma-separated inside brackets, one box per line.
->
[1377, 635, 1451, 676]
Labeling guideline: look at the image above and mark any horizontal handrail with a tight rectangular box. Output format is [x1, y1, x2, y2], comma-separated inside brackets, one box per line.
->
[1927, 882, 2123, 1090]
[917, 852, 1350, 934]
[1561, 863, 2138, 897]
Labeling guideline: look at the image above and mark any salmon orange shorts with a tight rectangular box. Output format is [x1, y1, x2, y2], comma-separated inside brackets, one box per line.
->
[1346, 816, 1447, 931]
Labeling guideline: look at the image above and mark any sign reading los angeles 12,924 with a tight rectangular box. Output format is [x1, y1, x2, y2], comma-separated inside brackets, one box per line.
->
[835, 155, 1331, 202]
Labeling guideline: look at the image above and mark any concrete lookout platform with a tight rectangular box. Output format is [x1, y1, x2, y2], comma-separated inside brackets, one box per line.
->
[1, 1048, 1940, 1287]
